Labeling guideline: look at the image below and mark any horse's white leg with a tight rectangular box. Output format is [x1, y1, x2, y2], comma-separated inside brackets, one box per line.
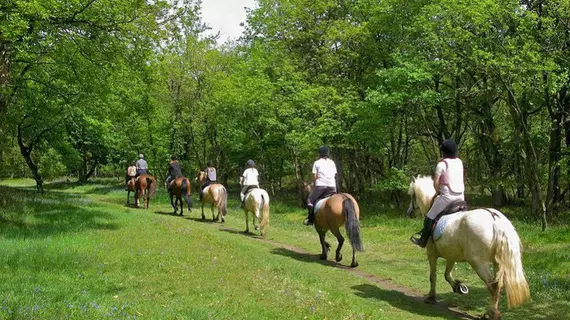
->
[244, 209, 249, 233]
[253, 205, 259, 230]
[472, 262, 500, 320]
[211, 202, 216, 221]
[426, 244, 438, 303]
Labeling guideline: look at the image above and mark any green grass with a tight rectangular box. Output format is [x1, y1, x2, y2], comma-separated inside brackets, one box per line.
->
[0, 178, 568, 319]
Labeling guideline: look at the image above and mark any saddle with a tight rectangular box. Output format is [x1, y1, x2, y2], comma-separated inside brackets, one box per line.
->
[243, 185, 258, 198]
[314, 190, 337, 213]
[431, 200, 468, 236]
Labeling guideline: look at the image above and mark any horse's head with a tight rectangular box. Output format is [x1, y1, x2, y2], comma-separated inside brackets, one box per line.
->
[196, 171, 207, 185]
[406, 176, 436, 217]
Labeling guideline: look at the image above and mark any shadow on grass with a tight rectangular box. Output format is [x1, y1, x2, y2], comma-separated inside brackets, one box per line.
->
[270, 246, 351, 269]
[351, 283, 478, 320]
[0, 186, 120, 239]
[154, 210, 185, 217]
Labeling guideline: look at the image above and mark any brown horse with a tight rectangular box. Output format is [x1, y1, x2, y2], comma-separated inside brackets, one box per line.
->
[196, 171, 228, 222]
[135, 174, 157, 209]
[314, 193, 363, 268]
[126, 177, 136, 205]
[168, 176, 192, 215]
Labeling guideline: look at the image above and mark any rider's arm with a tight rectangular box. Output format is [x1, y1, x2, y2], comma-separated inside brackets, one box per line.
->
[433, 161, 445, 195]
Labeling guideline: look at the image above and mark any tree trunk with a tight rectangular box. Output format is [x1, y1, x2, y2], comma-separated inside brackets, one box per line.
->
[0, 39, 10, 120]
[546, 88, 562, 216]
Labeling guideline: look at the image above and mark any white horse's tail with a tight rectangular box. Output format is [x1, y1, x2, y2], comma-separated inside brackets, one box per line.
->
[259, 192, 270, 237]
[492, 212, 530, 307]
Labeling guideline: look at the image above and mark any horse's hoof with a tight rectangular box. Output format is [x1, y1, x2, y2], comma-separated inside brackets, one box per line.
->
[458, 284, 469, 294]
[335, 254, 343, 262]
[254, 226, 259, 231]
[201, 216, 206, 220]
[319, 254, 327, 260]
[424, 296, 436, 304]
[482, 310, 501, 320]
[350, 261, 358, 268]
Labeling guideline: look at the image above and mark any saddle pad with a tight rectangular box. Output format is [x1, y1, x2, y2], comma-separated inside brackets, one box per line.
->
[314, 197, 331, 214]
[202, 186, 210, 195]
[433, 214, 452, 241]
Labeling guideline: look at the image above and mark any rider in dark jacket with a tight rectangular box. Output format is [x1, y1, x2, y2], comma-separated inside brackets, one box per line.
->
[165, 155, 183, 192]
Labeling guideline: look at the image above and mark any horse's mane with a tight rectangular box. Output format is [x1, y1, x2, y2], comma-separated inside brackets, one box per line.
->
[409, 175, 436, 211]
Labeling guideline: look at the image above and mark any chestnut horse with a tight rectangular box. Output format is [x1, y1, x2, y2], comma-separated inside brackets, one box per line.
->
[408, 176, 530, 319]
[313, 193, 363, 268]
[126, 177, 136, 205]
[135, 174, 156, 209]
[168, 176, 192, 215]
[196, 171, 228, 222]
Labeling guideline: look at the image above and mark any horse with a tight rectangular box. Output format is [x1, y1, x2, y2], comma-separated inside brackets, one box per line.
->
[242, 188, 270, 237]
[134, 174, 157, 209]
[126, 177, 136, 205]
[168, 176, 192, 215]
[407, 176, 530, 319]
[313, 193, 363, 268]
[196, 171, 228, 222]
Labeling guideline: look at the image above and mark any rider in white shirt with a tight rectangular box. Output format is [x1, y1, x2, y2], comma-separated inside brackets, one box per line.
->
[411, 139, 465, 248]
[240, 160, 259, 208]
[304, 146, 337, 226]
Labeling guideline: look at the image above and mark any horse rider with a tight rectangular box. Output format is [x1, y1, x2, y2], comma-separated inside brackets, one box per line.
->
[240, 159, 259, 208]
[136, 153, 149, 177]
[304, 146, 337, 226]
[200, 160, 217, 201]
[125, 161, 137, 190]
[165, 155, 183, 193]
[411, 139, 465, 248]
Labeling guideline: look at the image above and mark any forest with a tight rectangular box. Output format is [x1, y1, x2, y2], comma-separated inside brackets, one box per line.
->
[2, 0, 570, 231]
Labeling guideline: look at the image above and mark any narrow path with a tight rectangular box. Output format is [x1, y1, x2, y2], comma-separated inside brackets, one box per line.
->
[220, 226, 479, 320]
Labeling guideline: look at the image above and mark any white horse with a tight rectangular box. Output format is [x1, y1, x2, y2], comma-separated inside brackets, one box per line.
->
[407, 176, 530, 320]
[242, 188, 270, 237]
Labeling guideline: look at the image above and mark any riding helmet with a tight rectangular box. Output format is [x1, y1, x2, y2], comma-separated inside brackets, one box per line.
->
[247, 160, 255, 167]
[171, 155, 178, 161]
[139, 154, 144, 159]
[440, 139, 458, 158]
[318, 146, 329, 157]
[207, 160, 214, 167]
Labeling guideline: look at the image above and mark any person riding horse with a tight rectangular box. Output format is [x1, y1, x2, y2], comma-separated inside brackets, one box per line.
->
[165, 155, 183, 192]
[411, 139, 465, 248]
[304, 145, 337, 226]
[199, 161, 217, 201]
[125, 162, 137, 190]
[136, 153, 149, 177]
[240, 160, 259, 208]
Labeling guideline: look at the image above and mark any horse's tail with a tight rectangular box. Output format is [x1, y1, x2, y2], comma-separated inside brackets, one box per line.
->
[182, 178, 192, 209]
[147, 177, 156, 199]
[343, 197, 363, 252]
[219, 186, 228, 216]
[260, 192, 270, 237]
[493, 211, 530, 308]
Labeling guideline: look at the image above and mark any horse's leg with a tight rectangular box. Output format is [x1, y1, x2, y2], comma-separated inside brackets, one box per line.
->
[425, 245, 438, 304]
[443, 260, 464, 294]
[126, 190, 130, 205]
[201, 201, 206, 220]
[472, 261, 500, 320]
[253, 205, 259, 231]
[211, 202, 217, 222]
[179, 196, 184, 215]
[170, 193, 176, 214]
[330, 227, 344, 263]
[244, 209, 249, 233]
[318, 230, 328, 260]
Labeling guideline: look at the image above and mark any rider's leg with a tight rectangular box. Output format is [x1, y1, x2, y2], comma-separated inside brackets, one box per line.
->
[304, 187, 324, 225]
[411, 195, 446, 248]
[411, 216, 434, 248]
[240, 185, 248, 208]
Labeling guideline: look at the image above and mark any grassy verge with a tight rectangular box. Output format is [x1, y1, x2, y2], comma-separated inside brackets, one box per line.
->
[0, 178, 568, 319]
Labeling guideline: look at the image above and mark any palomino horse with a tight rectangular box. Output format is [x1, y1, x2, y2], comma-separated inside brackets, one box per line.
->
[242, 188, 270, 237]
[134, 174, 157, 209]
[313, 193, 363, 268]
[196, 171, 228, 222]
[168, 176, 192, 215]
[126, 177, 136, 205]
[407, 176, 530, 319]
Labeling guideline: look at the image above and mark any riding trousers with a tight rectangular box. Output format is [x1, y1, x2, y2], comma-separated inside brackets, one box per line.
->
[307, 186, 337, 208]
[426, 191, 464, 220]
[240, 184, 259, 202]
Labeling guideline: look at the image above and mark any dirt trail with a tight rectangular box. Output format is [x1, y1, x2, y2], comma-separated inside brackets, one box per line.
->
[220, 226, 479, 320]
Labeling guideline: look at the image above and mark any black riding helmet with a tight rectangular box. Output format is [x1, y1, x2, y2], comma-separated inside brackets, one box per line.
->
[247, 160, 255, 167]
[207, 160, 214, 167]
[171, 155, 178, 161]
[440, 139, 458, 158]
[318, 145, 329, 158]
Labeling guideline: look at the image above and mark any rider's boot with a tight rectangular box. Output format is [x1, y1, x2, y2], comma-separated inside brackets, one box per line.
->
[303, 207, 315, 226]
[410, 217, 434, 248]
